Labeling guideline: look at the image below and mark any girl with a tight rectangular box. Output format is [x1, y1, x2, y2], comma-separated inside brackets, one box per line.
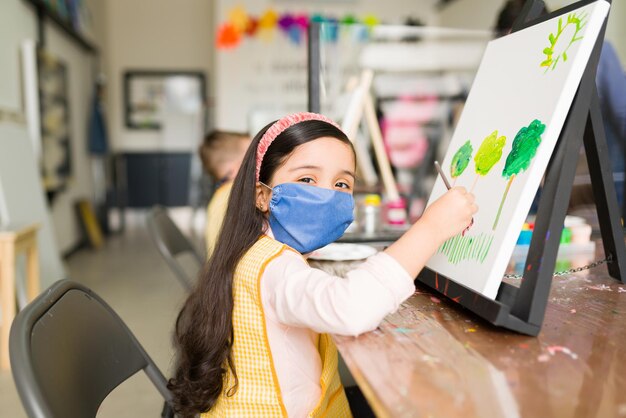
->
[169, 112, 477, 417]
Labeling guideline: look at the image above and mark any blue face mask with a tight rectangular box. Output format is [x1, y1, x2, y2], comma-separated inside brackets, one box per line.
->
[263, 182, 354, 254]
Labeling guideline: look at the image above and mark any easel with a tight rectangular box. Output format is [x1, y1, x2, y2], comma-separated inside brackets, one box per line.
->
[308, 23, 404, 208]
[416, 0, 626, 336]
[342, 70, 402, 203]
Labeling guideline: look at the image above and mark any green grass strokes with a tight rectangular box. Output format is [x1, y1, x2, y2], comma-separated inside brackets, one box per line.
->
[438, 233, 494, 264]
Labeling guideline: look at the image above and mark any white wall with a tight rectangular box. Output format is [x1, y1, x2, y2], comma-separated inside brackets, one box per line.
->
[438, 0, 626, 64]
[0, 0, 37, 112]
[0, 0, 101, 254]
[102, 0, 213, 151]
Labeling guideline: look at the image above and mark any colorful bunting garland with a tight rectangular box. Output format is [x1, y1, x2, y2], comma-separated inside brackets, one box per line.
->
[216, 7, 381, 49]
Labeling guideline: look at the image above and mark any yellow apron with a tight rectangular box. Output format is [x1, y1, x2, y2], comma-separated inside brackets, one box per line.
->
[205, 235, 352, 417]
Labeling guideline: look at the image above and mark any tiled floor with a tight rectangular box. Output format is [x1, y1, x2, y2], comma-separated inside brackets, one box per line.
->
[0, 224, 193, 417]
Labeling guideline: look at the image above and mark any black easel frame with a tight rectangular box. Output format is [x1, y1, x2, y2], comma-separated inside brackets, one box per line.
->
[416, 0, 626, 336]
[308, 22, 322, 113]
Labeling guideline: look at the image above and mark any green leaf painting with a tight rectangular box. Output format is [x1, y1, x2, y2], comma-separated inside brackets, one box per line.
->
[493, 119, 546, 230]
[471, 130, 506, 192]
[541, 11, 587, 72]
[450, 140, 473, 182]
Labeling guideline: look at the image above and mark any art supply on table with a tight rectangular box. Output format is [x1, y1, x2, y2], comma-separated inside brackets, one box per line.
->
[309, 243, 378, 261]
[511, 240, 596, 258]
[517, 229, 533, 245]
[513, 216, 595, 263]
[564, 215, 593, 243]
[570, 223, 592, 244]
[516, 216, 593, 247]
[385, 198, 407, 225]
[360, 194, 381, 234]
[560, 227, 572, 244]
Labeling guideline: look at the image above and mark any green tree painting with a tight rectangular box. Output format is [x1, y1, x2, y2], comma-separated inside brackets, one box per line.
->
[450, 140, 473, 186]
[470, 130, 506, 192]
[493, 119, 546, 230]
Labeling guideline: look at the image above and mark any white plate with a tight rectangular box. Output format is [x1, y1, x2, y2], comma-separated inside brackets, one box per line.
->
[309, 243, 378, 261]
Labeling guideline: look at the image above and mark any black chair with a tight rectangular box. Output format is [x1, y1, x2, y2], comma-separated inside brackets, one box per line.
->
[146, 206, 204, 292]
[9, 280, 174, 418]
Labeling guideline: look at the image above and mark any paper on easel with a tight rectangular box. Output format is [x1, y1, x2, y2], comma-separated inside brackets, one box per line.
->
[425, 0, 610, 299]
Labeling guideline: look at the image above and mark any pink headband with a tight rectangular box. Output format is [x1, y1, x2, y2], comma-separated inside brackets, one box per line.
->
[255, 112, 343, 181]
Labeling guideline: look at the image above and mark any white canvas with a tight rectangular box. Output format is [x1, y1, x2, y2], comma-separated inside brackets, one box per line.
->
[425, 1, 610, 299]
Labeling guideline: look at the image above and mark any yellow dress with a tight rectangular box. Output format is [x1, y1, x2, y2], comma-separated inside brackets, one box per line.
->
[206, 181, 232, 258]
[204, 236, 352, 417]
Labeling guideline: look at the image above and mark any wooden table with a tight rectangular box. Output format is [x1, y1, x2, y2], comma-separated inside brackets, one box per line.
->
[0, 223, 40, 370]
[315, 243, 626, 418]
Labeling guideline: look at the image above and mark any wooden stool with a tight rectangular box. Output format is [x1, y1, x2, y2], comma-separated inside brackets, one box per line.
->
[0, 223, 40, 370]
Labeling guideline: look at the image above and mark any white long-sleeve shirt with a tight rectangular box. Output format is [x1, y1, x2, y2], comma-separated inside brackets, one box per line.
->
[260, 247, 415, 417]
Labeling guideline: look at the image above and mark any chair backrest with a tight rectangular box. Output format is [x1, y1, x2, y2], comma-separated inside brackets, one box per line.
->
[146, 205, 203, 291]
[10, 280, 174, 418]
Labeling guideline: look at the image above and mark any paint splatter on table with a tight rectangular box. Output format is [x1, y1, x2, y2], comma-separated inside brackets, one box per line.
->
[325, 240, 626, 418]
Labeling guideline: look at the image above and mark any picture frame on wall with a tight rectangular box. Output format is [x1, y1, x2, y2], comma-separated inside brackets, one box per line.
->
[38, 48, 72, 193]
[123, 70, 206, 130]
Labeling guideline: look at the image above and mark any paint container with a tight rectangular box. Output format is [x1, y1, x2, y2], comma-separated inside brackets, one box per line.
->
[517, 230, 533, 245]
[360, 194, 381, 234]
[570, 223, 592, 243]
[564, 215, 586, 228]
[385, 198, 407, 225]
[555, 259, 571, 272]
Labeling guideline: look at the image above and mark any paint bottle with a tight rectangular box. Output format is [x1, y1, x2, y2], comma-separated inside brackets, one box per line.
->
[361, 194, 381, 235]
[555, 259, 571, 272]
[517, 230, 533, 245]
[560, 227, 572, 244]
[385, 198, 407, 226]
[570, 223, 592, 243]
[564, 215, 592, 243]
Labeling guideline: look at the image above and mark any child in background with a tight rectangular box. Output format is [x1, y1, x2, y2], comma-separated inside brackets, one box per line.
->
[199, 131, 251, 256]
[170, 113, 477, 417]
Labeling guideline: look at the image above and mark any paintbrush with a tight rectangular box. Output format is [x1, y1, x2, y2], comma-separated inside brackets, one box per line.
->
[434, 161, 452, 189]
[434, 161, 473, 235]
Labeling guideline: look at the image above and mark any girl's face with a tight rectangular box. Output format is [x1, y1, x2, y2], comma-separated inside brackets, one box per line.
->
[271, 137, 355, 192]
[256, 137, 356, 211]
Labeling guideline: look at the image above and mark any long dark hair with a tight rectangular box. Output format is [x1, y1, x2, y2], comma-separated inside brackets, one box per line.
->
[168, 119, 353, 417]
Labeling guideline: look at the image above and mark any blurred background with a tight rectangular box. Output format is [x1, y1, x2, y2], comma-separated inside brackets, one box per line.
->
[0, 0, 624, 416]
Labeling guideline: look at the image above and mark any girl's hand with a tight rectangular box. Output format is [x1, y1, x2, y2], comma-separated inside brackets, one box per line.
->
[420, 187, 478, 245]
